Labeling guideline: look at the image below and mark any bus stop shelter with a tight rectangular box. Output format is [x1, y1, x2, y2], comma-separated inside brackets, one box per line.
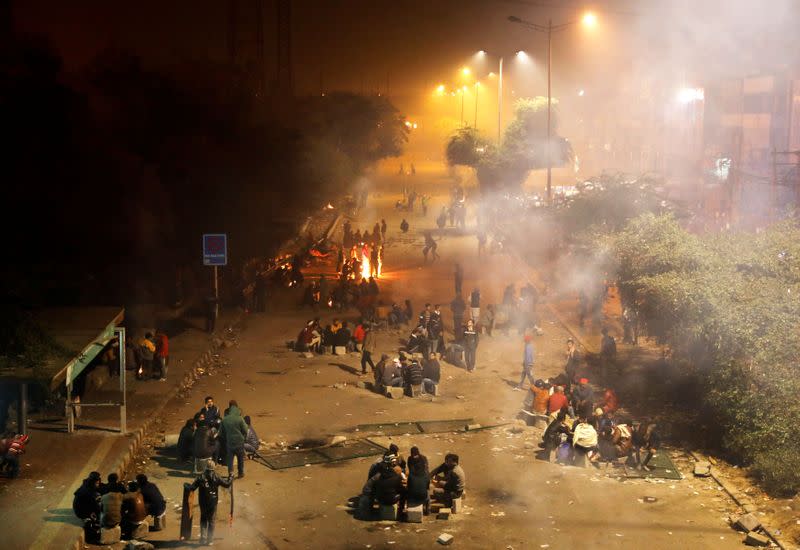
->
[0, 307, 126, 435]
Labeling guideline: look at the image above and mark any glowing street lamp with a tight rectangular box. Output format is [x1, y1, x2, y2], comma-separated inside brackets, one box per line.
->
[461, 66, 471, 77]
[508, 12, 598, 204]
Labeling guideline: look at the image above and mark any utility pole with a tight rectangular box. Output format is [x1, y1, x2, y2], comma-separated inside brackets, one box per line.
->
[276, 0, 293, 98]
[474, 82, 479, 128]
[497, 56, 504, 144]
[546, 18, 553, 204]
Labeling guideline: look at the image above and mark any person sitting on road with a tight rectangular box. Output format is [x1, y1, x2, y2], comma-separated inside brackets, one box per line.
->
[404, 449, 430, 515]
[400, 219, 409, 233]
[73, 471, 102, 522]
[244, 415, 260, 456]
[382, 357, 404, 388]
[405, 359, 424, 393]
[335, 321, 352, 351]
[372, 354, 389, 391]
[100, 472, 127, 495]
[388, 303, 407, 326]
[547, 385, 570, 416]
[601, 387, 619, 414]
[0, 433, 28, 478]
[121, 481, 148, 539]
[572, 415, 599, 467]
[430, 453, 465, 507]
[135, 474, 166, 525]
[542, 408, 572, 462]
[368, 444, 407, 479]
[296, 321, 315, 352]
[421, 352, 441, 394]
[101, 476, 125, 529]
[406, 325, 427, 354]
[178, 418, 196, 463]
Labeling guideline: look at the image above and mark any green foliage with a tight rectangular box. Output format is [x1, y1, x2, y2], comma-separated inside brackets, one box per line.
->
[0, 306, 75, 381]
[444, 97, 572, 192]
[607, 214, 800, 494]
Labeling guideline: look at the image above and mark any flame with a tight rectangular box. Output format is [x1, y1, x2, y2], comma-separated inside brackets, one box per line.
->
[361, 244, 371, 280]
[377, 247, 383, 277]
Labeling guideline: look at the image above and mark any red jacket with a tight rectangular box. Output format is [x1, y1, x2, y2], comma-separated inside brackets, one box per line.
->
[353, 324, 366, 343]
[547, 392, 569, 414]
[602, 388, 619, 413]
[156, 334, 169, 358]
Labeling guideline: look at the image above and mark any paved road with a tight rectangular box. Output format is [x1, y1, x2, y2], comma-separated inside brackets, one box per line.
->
[135, 177, 743, 549]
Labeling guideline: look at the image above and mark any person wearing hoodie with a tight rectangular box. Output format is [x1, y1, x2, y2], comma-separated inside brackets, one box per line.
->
[244, 415, 260, 456]
[193, 413, 217, 474]
[177, 418, 196, 463]
[73, 471, 102, 543]
[221, 400, 248, 478]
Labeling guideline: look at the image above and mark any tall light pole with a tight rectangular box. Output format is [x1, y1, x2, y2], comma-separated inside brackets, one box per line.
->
[497, 56, 504, 143]
[509, 12, 597, 204]
[474, 82, 480, 128]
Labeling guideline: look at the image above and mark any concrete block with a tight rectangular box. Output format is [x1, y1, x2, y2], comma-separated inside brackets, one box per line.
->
[377, 503, 398, 520]
[126, 542, 155, 550]
[451, 497, 462, 514]
[437, 508, 451, 520]
[163, 434, 179, 448]
[693, 461, 712, 477]
[437, 533, 454, 545]
[465, 424, 481, 431]
[406, 504, 424, 523]
[430, 502, 443, 514]
[744, 532, 770, 547]
[410, 384, 423, 397]
[432, 384, 440, 396]
[735, 513, 761, 532]
[153, 512, 166, 531]
[302, 352, 314, 358]
[386, 387, 404, 399]
[131, 521, 150, 539]
[356, 381, 367, 389]
[100, 525, 122, 545]
[334, 346, 347, 355]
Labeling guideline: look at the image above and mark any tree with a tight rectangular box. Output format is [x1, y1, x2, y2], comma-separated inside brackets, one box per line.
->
[444, 97, 572, 193]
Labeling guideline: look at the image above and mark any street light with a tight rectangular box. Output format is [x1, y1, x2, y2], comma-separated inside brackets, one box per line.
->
[474, 82, 480, 129]
[475, 50, 505, 144]
[508, 12, 597, 204]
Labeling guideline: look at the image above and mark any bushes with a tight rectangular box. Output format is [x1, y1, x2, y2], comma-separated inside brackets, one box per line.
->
[607, 214, 800, 495]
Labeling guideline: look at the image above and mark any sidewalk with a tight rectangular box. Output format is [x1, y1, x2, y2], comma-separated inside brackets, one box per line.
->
[0, 311, 241, 550]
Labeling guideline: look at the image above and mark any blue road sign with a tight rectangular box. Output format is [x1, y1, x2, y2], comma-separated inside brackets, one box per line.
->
[203, 233, 227, 266]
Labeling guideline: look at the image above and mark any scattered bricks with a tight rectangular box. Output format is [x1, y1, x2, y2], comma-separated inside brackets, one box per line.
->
[163, 434, 179, 448]
[430, 502, 443, 514]
[378, 503, 398, 520]
[334, 346, 347, 355]
[743, 503, 758, 514]
[693, 461, 712, 477]
[451, 498, 462, 513]
[153, 512, 167, 531]
[126, 542, 155, 550]
[410, 384, 423, 397]
[356, 381, 367, 389]
[465, 424, 482, 431]
[643, 496, 658, 503]
[437, 508, 451, 520]
[131, 521, 150, 539]
[744, 532, 770, 547]
[734, 513, 762, 533]
[99, 526, 122, 545]
[437, 533, 454, 545]
[386, 387, 404, 399]
[432, 384, 440, 396]
[406, 504, 424, 523]
[302, 352, 314, 358]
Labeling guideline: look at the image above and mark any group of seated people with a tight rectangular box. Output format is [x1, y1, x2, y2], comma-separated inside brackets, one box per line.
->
[72, 471, 166, 542]
[373, 352, 440, 396]
[525, 378, 659, 470]
[176, 396, 261, 474]
[353, 444, 465, 520]
[295, 318, 368, 354]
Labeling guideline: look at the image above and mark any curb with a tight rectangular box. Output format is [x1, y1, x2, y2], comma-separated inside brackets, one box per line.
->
[689, 451, 787, 550]
[69, 314, 243, 550]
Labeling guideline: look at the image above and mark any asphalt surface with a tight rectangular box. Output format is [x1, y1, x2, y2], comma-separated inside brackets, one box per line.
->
[133, 180, 745, 549]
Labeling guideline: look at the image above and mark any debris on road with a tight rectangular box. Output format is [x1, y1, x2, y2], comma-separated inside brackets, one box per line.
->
[437, 533, 454, 545]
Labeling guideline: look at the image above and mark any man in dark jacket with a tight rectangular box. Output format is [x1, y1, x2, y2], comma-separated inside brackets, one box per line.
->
[221, 401, 248, 478]
[405, 359, 424, 391]
[178, 418, 196, 462]
[200, 396, 220, 427]
[193, 414, 216, 474]
[421, 352, 441, 394]
[186, 459, 233, 545]
[462, 319, 479, 372]
[361, 325, 378, 375]
[135, 474, 166, 520]
[450, 295, 467, 342]
[73, 471, 102, 519]
[99, 472, 127, 495]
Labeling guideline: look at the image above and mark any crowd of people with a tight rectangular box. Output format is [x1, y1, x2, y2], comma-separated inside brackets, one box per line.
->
[72, 471, 166, 543]
[353, 444, 465, 521]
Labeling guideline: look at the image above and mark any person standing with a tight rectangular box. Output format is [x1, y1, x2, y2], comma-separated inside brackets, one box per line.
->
[517, 335, 535, 390]
[221, 401, 248, 479]
[469, 288, 480, 324]
[137, 333, 156, 380]
[361, 325, 377, 375]
[564, 339, 581, 391]
[400, 219, 409, 233]
[380, 219, 387, 241]
[450, 294, 466, 342]
[154, 330, 169, 381]
[462, 319, 478, 373]
[454, 263, 463, 295]
[477, 230, 487, 257]
[185, 459, 233, 546]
